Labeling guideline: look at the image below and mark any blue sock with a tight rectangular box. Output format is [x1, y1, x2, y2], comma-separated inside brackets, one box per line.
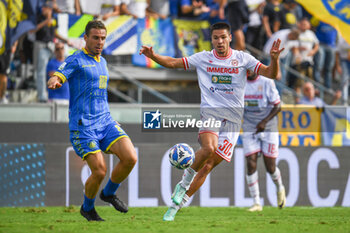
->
[103, 179, 120, 196]
[83, 195, 95, 212]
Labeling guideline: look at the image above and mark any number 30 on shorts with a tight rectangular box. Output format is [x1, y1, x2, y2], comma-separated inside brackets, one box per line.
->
[218, 139, 233, 157]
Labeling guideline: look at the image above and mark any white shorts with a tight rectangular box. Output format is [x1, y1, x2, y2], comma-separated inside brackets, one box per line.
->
[242, 132, 279, 158]
[199, 112, 240, 162]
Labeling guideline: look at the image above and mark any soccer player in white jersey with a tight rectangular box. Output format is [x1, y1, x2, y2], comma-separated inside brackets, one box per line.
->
[139, 22, 284, 221]
[243, 70, 285, 212]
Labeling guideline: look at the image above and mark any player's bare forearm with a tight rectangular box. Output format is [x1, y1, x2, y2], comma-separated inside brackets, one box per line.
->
[139, 45, 183, 69]
[219, 0, 227, 8]
[155, 54, 183, 69]
[263, 103, 281, 123]
[47, 75, 62, 89]
[266, 58, 279, 79]
[256, 103, 281, 133]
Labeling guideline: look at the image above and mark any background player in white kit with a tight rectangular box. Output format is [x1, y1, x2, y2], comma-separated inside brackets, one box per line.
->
[243, 70, 285, 212]
[139, 22, 284, 221]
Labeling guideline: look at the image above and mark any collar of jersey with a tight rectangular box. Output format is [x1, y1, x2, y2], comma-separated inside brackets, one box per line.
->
[213, 48, 232, 60]
[82, 48, 101, 62]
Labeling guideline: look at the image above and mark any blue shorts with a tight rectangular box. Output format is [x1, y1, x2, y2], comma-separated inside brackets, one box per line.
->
[70, 121, 129, 160]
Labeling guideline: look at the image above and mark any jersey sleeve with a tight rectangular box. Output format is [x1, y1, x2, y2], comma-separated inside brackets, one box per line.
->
[243, 52, 262, 74]
[183, 51, 205, 70]
[53, 55, 78, 83]
[266, 79, 280, 105]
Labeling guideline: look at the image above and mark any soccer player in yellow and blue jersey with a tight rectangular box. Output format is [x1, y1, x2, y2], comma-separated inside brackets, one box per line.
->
[48, 20, 137, 221]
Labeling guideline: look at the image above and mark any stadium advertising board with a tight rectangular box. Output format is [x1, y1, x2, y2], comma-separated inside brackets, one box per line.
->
[278, 105, 322, 146]
[1, 120, 349, 207]
[21, 144, 349, 207]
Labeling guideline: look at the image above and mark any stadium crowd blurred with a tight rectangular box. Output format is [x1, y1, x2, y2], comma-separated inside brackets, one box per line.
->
[0, 0, 349, 105]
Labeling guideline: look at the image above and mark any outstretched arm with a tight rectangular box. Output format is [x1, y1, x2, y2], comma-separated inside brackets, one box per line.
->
[258, 39, 284, 79]
[139, 46, 185, 69]
[47, 75, 62, 89]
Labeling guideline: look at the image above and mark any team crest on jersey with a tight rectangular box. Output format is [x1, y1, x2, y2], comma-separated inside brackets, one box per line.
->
[88, 141, 97, 149]
[231, 59, 238, 67]
[58, 62, 66, 71]
[258, 85, 263, 91]
[211, 75, 232, 84]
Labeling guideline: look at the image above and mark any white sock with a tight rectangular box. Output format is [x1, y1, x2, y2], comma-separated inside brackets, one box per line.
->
[179, 194, 190, 208]
[270, 167, 284, 192]
[246, 171, 260, 205]
[180, 167, 197, 190]
[170, 202, 181, 210]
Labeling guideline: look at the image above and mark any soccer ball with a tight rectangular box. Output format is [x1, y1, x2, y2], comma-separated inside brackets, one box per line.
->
[168, 143, 195, 170]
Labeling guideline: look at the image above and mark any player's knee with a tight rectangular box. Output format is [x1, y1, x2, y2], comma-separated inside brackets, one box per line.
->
[93, 168, 107, 181]
[122, 151, 137, 168]
[128, 154, 138, 167]
[202, 145, 217, 159]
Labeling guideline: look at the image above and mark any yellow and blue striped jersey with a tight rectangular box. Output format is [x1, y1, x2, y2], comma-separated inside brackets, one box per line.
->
[53, 48, 113, 130]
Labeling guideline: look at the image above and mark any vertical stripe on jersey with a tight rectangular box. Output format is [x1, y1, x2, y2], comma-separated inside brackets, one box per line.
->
[89, 58, 94, 129]
[77, 52, 82, 127]
[96, 60, 103, 117]
[82, 53, 89, 129]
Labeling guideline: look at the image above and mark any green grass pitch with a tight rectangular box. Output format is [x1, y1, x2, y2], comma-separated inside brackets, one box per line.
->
[0, 206, 349, 233]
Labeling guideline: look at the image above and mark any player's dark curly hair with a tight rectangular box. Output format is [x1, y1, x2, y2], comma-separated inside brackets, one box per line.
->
[85, 20, 107, 36]
[210, 22, 231, 35]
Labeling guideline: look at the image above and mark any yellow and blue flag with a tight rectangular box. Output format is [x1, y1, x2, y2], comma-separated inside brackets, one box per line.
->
[0, 0, 38, 55]
[57, 13, 94, 54]
[132, 17, 175, 68]
[296, 0, 350, 44]
[172, 19, 211, 57]
[103, 15, 137, 55]
[0, 0, 7, 54]
[57, 14, 137, 55]
[322, 107, 350, 146]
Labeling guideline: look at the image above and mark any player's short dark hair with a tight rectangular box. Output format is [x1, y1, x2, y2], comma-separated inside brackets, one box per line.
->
[85, 20, 107, 36]
[210, 22, 231, 35]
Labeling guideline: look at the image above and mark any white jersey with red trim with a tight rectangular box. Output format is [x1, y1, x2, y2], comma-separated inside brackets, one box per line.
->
[183, 49, 262, 124]
[242, 75, 280, 132]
